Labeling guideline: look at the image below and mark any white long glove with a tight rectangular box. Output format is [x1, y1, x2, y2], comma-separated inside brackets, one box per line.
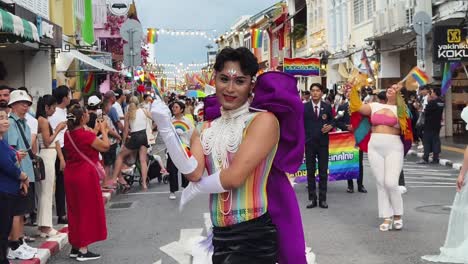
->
[180, 171, 227, 211]
[150, 98, 198, 174]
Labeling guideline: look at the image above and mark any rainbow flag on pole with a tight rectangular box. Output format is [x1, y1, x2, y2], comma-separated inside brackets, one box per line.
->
[441, 62, 462, 95]
[409, 67, 430, 86]
[251, 29, 262, 48]
[147, 28, 157, 44]
[149, 73, 162, 96]
[283, 57, 320, 76]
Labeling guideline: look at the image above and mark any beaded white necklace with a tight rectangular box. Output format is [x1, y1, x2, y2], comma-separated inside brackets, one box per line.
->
[200, 102, 253, 169]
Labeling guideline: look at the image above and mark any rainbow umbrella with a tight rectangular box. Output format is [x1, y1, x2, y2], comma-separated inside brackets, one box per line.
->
[186, 90, 206, 98]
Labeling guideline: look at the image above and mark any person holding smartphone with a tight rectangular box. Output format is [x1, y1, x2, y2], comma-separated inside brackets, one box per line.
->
[0, 107, 31, 263]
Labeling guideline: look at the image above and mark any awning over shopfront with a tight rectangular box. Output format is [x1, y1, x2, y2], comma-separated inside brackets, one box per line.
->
[56, 49, 118, 72]
[0, 8, 39, 42]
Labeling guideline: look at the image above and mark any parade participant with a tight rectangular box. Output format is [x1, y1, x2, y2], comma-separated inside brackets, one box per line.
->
[36, 95, 66, 238]
[112, 96, 152, 191]
[64, 105, 109, 261]
[151, 47, 308, 263]
[167, 101, 193, 200]
[334, 92, 367, 194]
[350, 81, 413, 231]
[0, 108, 31, 262]
[304, 83, 334, 208]
[421, 104, 468, 263]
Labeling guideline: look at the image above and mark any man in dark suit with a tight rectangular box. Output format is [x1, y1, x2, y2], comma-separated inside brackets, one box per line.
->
[334, 94, 367, 194]
[304, 83, 334, 209]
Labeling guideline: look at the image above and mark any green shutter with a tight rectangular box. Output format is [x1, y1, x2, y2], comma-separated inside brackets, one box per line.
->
[81, 0, 95, 45]
[22, 19, 33, 41]
[0, 8, 14, 33]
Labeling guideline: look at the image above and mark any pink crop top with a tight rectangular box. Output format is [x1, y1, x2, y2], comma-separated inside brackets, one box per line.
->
[369, 103, 400, 128]
[371, 113, 398, 127]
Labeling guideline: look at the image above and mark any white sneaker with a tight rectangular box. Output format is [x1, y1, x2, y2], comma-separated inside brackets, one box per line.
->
[7, 245, 35, 260]
[169, 193, 176, 200]
[21, 241, 38, 254]
[399, 186, 408, 194]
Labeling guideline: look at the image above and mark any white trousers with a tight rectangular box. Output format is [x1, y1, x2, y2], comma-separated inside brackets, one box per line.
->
[36, 148, 57, 228]
[368, 133, 404, 218]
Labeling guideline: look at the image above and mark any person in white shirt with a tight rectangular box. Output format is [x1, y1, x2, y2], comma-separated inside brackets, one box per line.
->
[48, 85, 70, 224]
[112, 89, 125, 127]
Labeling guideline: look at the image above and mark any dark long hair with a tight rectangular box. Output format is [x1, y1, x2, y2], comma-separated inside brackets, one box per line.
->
[36, 95, 57, 119]
[67, 104, 86, 131]
[36, 95, 57, 135]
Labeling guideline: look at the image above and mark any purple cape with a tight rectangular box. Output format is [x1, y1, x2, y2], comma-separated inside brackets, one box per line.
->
[203, 72, 307, 263]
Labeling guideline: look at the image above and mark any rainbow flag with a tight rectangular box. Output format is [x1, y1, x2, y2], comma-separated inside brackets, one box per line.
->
[82, 72, 95, 96]
[147, 28, 157, 44]
[287, 132, 360, 183]
[149, 73, 162, 96]
[410, 67, 429, 86]
[172, 120, 192, 158]
[441, 62, 462, 96]
[251, 29, 262, 48]
[283, 57, 320, 76]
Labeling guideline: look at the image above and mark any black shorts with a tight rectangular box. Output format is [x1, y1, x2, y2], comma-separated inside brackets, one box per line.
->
[101, 143, 118, 166]
[125, 130, 149, 150]
[12, 183, 35, 216]
[212, 212, 278, 264]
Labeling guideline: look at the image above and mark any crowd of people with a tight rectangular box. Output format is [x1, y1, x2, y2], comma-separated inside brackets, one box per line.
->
[0, 83, 204, 262]
[0, 45, 466, 264]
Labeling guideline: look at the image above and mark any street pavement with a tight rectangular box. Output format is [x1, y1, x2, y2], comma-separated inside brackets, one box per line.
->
[48, 154, 461, 264]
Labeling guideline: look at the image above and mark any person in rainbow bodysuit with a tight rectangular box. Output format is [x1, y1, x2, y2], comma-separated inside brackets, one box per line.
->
[151, 47, 311, 263]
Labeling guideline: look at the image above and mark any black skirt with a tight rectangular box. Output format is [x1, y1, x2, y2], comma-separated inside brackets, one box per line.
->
[212, 212, 278, 264]
[125, 130, 149, 150]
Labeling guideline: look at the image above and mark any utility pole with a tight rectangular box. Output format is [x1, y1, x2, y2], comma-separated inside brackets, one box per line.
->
[206, 44, 213, 68]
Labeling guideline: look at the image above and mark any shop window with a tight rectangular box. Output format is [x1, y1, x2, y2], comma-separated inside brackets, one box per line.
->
[273, 39, 279, 58]
[263, 32, 269, 53]
[243, 37, 251, 50]
[354, 0, 375, 25]
[367, 0, 376, 20]
[75, 0, 85, 21]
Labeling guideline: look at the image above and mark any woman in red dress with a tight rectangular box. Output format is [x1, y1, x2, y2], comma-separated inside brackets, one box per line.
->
[64, 105, 110, 261]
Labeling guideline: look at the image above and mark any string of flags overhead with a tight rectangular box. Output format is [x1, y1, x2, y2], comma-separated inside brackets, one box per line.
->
[146, 28, 218, 43]
[155, 63, 209, 67]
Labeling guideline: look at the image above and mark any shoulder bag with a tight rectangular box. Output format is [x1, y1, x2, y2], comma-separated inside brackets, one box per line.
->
[10, 117, 45, 181]
[66, 131, 106, 181]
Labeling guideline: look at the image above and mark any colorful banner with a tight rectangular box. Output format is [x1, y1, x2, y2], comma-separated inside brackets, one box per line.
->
[441, 62, 462, 95]
[283, 58, 320, 76]
[147, 28, 157, 44]
[287, 132, 360, 183]
[251, 29, 263, 48]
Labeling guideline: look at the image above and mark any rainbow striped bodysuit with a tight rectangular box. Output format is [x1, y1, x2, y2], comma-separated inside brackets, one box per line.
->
[203, 113, 278, 227]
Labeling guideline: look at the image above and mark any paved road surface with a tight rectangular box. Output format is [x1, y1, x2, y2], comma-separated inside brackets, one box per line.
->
[49, 155, 460, 264]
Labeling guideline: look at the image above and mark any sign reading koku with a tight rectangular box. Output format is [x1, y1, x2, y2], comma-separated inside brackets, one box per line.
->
[287, 132, 360, 183]
[433, 26, 468, 62]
